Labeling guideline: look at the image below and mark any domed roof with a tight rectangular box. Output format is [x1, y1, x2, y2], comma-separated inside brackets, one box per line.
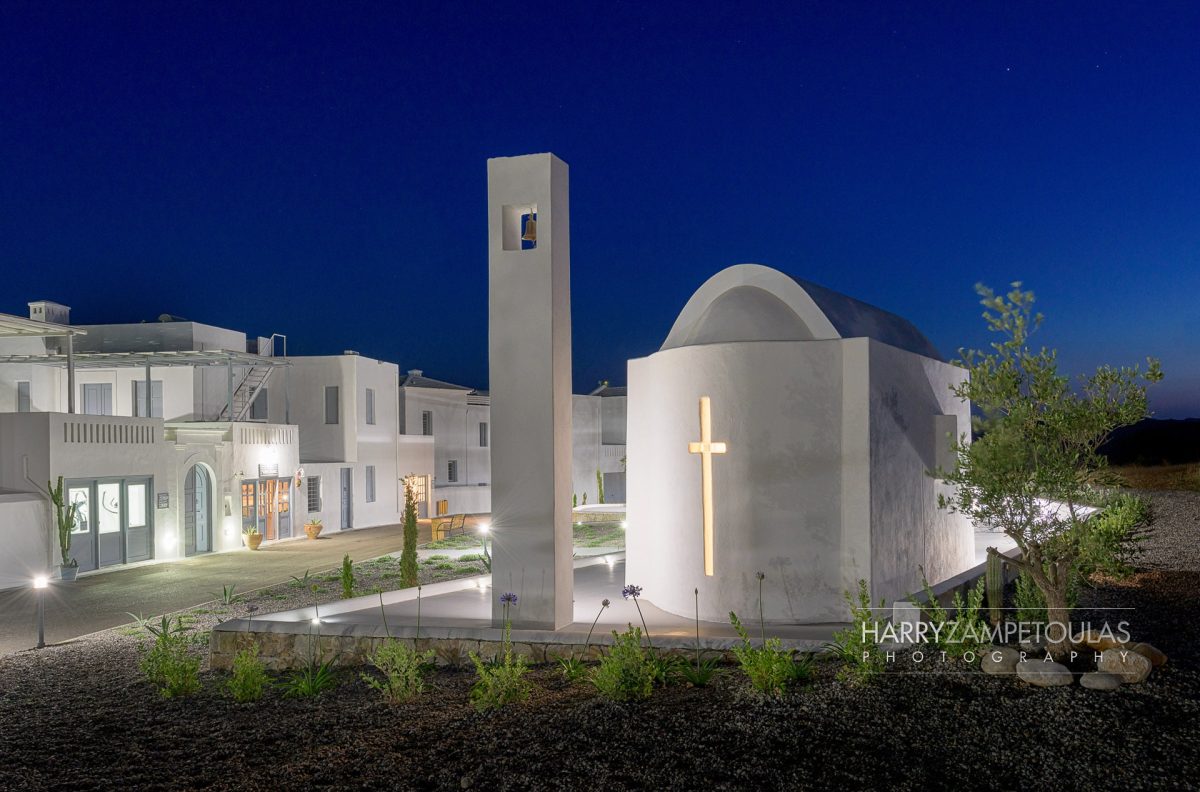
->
[661, 264, 943, 361]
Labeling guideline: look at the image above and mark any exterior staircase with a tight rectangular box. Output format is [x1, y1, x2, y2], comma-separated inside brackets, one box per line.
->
[219, 365, 274, 421]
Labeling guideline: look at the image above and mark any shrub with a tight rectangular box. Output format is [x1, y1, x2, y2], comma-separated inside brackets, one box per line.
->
[340, 554, 355, 599]
[140, 615, 201, 698]
[1077, 493, 1149, 579]
[729, 612, 808, 697]
[281, 662, 338, 698]
[362, 640, 433, 703]
[400, 477, 420, 587]
[918, 574, 989, 659]
[227, 644, 269, 703]
[828, 579, 885, 685]
[469, 593, 530, 711]
[434, 640, 468, 669]
[678, 657, 720, 687]
[591, 625, 655, 702]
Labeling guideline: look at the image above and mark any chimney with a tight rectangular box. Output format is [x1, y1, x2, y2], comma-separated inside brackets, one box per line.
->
[408, 369, 423, 377]
[28, 301, 71, 325]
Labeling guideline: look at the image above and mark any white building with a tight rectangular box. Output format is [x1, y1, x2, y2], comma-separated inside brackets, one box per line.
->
[0, 302, 433, 589]
[625, 264, 975, 624]
[398, 370, 626, 515]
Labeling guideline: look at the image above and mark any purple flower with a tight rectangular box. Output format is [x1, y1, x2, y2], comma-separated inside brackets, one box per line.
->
[499, 592, 519, 606]
[622, 584, 642, 600]
[601, 599, 610, 608]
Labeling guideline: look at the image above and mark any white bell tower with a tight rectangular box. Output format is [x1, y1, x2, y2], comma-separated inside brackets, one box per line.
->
[486, 153, 574, 630]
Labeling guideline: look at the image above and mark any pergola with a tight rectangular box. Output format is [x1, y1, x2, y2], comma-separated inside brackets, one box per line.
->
[0, 312, 88, 413]
[0, 312, 290, 418]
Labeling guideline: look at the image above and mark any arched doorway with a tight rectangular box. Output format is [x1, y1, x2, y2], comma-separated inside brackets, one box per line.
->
[184, 464, 213, 556]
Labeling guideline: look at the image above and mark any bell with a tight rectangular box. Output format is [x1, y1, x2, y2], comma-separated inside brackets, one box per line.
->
[521, 212, 537, 242]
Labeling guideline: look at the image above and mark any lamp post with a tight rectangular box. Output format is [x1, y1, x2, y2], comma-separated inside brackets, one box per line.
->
[33, 575, 49, 649]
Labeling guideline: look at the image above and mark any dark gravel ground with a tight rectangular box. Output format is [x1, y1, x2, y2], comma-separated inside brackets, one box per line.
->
[1, 491, 1197, 791]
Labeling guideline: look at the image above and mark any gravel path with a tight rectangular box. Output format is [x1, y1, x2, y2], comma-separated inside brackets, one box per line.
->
[1, 492, 1197, 791]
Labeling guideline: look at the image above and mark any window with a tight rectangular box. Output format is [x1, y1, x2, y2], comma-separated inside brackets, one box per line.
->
[479, 421, 488, 447]
[325, 386, 339, 424]
[81, 383, 113, 416]
[133, 380, 164, 418]
[447, 460, 458, 483]
[306, 476, 322, 512]
[250, 388, 268, 420]
[421, 410, 433, 436]
[16, 381, 30, 412]
[365, 465, 376, 503]
[365, 388, 376, 425]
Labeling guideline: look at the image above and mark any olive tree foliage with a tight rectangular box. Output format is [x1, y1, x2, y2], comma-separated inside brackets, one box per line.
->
[937, 283, 1161, 658]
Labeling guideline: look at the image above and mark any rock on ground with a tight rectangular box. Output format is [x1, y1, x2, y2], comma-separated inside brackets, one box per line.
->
[1016, 659, 1074, 687]
[1098, 647, 1153, 684]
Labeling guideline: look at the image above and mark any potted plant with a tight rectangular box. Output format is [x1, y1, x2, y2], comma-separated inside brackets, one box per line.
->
[244, 524, 264, 551]
[48, 476, 82, 581]
[304, 518, 323, 540]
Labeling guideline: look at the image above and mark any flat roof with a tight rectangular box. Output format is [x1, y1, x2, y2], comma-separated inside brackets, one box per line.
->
[0, 349, 289, 369]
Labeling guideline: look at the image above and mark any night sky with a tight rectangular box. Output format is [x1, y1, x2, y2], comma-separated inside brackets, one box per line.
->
[2, 2, 1197, 416]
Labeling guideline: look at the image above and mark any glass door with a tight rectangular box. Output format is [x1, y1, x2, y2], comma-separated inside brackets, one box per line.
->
[257, 479, 277, 540]
[66, 483, 95, 572]
[125, 479, 152, 562]
[276, 478, 292, 539]
[96, 480, 123, 567]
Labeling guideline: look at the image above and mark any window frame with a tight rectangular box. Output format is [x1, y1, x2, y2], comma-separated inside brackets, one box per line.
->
[365, 465, 376, 503]
[325, 386, 340, 425]
[306, 476, 322, 512]
[365, 388, 376, 425]
[447, 459, 458, 483]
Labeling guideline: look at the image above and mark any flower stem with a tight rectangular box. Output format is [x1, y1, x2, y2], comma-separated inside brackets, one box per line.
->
[633, 599, 653, 649]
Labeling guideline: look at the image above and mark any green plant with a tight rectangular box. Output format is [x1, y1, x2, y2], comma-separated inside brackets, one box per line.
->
[281, 662, 338, 698]
[306, 517, 322, 527]
[479, 534, 492, 573]
[558, 656, 586, 681]
[46, 476, 81, 568]
[469, 593, 530, 711]
[572, 492, 577, 508]
[679, 657, 720, 687]
[938, 283, 1161, 658]
[591, 625, 656, 702]
[362, 640, 433, 703]
[682, 588, 719, 687]
[596, 469, 605, 504]
[918, 573, 989, 659]
[621, 584, 652, 648]
[139, 615, 201, 698]
[582, 491, 587, 505]
[985, 553, 1005, 626]
[290, 570, 312, 588]
[1013, 570, 1079, 625]
[340, 554, 355, 599]
[560, 598, 610, 682]
[400, 476, 420, 587]
[213, 583, 239, 606]
[227, 644, 269, 703]
[729, 611, 807, 697]
[243, 523, 260, 536]
[828, 579, 885, 685]
[1076, 492, 1149, 580]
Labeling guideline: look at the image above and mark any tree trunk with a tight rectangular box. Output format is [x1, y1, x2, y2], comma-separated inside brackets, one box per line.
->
[1043, 585, 1073, 660]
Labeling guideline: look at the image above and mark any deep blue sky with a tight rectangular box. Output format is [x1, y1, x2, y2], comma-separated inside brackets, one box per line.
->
[2, 2, 1197, 416]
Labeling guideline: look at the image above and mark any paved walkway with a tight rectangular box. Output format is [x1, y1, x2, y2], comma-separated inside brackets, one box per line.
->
[0, 522, 422, 656]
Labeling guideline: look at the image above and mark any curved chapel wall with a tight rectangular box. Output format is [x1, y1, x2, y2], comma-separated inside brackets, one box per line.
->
[625, 339, 861, 624]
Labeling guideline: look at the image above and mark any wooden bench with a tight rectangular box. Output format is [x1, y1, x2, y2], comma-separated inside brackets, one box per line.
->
[433, 513, 467, 540]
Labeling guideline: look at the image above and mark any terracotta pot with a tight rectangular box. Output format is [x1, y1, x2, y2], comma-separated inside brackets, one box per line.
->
[304, 523, 323, 540]
[246, 533, 264, 551]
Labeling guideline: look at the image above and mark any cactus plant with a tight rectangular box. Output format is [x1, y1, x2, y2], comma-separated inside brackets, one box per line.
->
[985, 552, 1005, 625]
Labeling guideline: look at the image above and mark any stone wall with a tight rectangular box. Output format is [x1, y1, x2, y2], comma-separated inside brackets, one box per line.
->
[211, 626, 717, 672]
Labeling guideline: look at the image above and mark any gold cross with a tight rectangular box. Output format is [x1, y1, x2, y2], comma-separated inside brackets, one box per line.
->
[688, 396, 727, 576]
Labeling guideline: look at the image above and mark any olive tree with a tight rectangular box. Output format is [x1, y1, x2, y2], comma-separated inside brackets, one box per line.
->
[938, 283, 1161, 658]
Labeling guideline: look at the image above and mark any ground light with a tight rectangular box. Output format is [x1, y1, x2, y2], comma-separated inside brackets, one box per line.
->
[479, 523, 490, 534]
[33, 575, 49, 649]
